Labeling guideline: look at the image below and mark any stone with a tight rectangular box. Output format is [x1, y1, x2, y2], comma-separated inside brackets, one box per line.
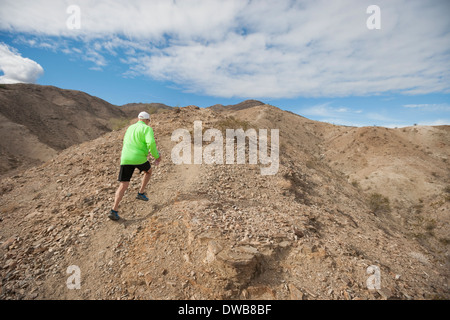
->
[204, 240, 223, 264]
[377, 288, 392, 300]
[24, 212, 40, 221]
[215, 249, 261, 286]
[288, 284, 304, 300]
[0, 236, 16, 249]
[4, 259, 17, 270]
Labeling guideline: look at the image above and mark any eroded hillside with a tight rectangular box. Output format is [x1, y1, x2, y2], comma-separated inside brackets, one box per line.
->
[0, 104, 448, 300]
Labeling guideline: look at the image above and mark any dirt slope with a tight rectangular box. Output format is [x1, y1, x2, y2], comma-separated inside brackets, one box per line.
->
[1, 104, 448, 300]
[321, 124, 450, 256]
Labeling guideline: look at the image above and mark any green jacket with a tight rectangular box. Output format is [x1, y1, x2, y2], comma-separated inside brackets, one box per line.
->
[120, 120, 159, 165]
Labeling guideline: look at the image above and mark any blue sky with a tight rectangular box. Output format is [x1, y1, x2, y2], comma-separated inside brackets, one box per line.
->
[0, 0, 449, 127]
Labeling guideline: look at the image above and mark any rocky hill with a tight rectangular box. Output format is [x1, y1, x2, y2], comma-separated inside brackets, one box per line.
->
[0, 102, 448, 300]
[208, 99, 264, 112]
[120, 102, 173, 118]
[0, 83, 130, 177]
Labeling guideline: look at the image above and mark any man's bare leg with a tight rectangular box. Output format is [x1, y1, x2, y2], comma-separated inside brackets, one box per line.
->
[113, 181, 129, 211]
[139, 169, 152, 194]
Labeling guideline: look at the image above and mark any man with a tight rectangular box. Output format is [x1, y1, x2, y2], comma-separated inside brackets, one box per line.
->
[109, 111, 161, 221]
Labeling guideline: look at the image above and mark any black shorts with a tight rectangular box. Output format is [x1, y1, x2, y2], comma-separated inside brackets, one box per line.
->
[118, 161, 151, 182]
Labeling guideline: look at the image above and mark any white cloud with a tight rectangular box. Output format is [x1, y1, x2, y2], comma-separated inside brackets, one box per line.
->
[298, 102, 414, 127]
[417, 119, 450, 126]
[366, 112, 396, 122]
[300, 102, 363, 118]
[0, 0, 245, 40]
[403, 104, 428, 108]
[319, 118, 366, 127]
[84, 48, 107, 68]
[300, 102, 336, 117]
[0, 43, 44, 84]
[403, 104, 450, 111]
[0, 0, 449, 98]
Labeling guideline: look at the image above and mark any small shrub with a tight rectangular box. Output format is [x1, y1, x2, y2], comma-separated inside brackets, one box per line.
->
[110, 117, 131, 130]
[146, 105, 162, 114]
[351, 180, 359, 188]
[283, 172, 313, 205]
[216, 116, 254, 134]
[412, 203, 424, 214]
[305, 160, 316, 169]
[368, 193, 391, 215]
[424, 220, 436, 233]
[216, 116, 252, 131]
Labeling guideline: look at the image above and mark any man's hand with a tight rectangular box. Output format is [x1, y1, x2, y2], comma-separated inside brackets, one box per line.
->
[155, 157, 161, 166]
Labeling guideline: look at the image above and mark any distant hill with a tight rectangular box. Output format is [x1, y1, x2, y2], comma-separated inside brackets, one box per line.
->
[0, 83, 127, 176]
[208, 99, 264, 112]
[120, 102, 173, 118]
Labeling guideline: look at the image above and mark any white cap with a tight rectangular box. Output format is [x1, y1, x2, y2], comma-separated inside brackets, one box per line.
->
[138, 111, 150, 120]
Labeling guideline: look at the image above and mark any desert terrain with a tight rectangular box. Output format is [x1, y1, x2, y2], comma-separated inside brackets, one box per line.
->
[0, 84, 448, 300]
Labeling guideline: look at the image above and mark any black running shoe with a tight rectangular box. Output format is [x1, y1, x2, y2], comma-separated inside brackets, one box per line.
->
[108, 209, 120, 221]
[136, 192, 149, 201]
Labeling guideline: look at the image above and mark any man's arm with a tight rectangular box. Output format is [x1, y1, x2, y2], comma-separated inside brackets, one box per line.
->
[145, 126, 160, 160]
